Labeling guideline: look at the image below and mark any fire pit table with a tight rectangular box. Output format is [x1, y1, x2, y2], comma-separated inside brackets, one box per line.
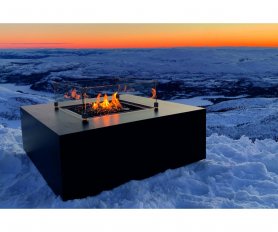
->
[20, 80, 206, 200]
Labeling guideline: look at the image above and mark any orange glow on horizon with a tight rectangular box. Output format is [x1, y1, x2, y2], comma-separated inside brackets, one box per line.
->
[1, 24, 278, 49]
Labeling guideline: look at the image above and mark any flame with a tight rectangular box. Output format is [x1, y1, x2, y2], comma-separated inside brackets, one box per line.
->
[64, 88, 81, 100]
[71, 88, 77, 98]
[91, 92, 122, 113]
[151, 88, 156, 99]
[93, 93, 101, 110]
[111, 92, 122, 109]
[93, 103, 98, 110]
[100, 94, 111, 109]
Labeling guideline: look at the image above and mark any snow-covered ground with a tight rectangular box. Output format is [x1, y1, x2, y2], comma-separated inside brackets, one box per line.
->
[0, 48, 278, 208]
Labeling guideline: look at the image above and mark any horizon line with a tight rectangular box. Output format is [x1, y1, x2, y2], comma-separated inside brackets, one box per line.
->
[0, 45, 278, 50]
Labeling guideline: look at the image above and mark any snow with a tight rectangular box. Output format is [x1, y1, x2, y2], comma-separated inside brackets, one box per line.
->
[0, 84, 51, 128]
[171, 97, 213, 107]
[0, 124, 278, 208]
[0, 48, 278, 208]
[171, 95, 248, 107]
[207, 98, 278, 140]
[2, 48, 278, 82]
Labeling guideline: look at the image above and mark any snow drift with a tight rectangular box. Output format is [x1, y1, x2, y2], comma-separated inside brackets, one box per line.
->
[0, 125, 278, 208]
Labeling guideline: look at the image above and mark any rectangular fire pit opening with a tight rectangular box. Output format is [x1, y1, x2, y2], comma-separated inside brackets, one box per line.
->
[21, 79, 206, 200]
[61, 100, 152, 118]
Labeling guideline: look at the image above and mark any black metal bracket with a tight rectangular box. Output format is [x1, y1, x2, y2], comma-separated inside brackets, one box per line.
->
[54, 101, 59, 110]
[154, 101, 159, 111]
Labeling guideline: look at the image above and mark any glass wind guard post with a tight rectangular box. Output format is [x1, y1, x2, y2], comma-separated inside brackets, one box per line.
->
[153, 80, 159, 111]
[52, 81, 69, 110]
[81, 87, 88, 123]
[53, 82, 59, 110]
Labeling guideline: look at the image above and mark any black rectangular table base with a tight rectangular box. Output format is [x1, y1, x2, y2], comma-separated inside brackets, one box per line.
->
[21, 95, 206, 200]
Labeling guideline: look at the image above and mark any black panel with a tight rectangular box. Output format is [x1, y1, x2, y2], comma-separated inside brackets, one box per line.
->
[20, 109, 62, 195]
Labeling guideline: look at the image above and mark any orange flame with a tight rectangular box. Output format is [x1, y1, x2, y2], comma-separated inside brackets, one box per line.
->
[93, 93, 101, 110]
[92, 92, 122, 113]
[151, 88, 156, 99]
[111, 92, 122, 109]
[64, 88, 81, 100]
[100, 94, 111, 109]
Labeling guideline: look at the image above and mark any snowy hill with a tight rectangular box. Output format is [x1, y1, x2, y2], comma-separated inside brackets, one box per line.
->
[0, 48, 277, 208]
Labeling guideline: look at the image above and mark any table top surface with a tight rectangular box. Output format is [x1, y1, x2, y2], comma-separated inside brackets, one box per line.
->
[21, 94, 205, 136]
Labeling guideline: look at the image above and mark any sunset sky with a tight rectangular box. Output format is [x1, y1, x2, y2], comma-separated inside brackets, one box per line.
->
[0, 24, 278, 49]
